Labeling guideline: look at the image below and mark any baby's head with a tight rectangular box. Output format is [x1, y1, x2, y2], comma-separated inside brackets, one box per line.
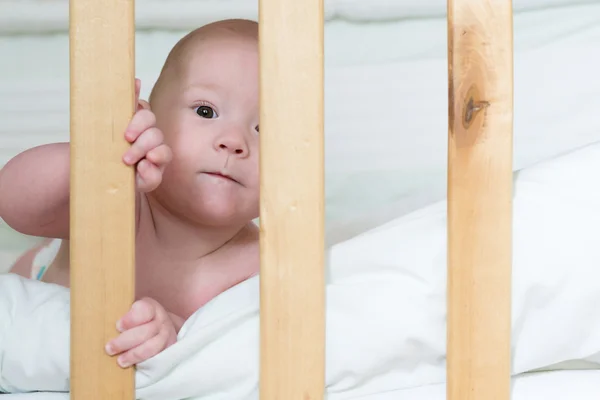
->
[148, 19, 259, 228]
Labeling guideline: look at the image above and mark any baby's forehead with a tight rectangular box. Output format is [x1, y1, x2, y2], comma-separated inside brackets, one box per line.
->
[180, 34, 258, 73]
[149, 20, 258, 103]
[176, 20, 257, 54]
[171, 30, 257, 71]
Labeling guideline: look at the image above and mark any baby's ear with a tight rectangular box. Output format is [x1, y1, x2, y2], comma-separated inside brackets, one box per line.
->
[137, 99, 151, 111]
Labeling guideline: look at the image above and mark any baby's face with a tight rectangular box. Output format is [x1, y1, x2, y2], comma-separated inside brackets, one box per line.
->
[153, 35, 260, 226]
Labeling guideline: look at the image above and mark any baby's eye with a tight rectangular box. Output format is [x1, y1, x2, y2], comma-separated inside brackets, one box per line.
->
[195, 105, 218, 119]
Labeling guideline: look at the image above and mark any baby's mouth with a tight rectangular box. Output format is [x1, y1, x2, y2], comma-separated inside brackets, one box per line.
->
[202, 171, 241, 185]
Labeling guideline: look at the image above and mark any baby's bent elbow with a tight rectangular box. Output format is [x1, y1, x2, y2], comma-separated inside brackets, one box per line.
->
[0, 144, 71, 237]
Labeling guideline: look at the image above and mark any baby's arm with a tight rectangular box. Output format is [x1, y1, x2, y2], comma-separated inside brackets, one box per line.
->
[0, 143, 71, 238]
[0, 80, 171, 239]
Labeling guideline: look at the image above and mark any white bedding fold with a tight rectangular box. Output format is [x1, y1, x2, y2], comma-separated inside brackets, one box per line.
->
[4, 370, 600, 400]
[0, 0, 596, 35]
[2, 141, 600, 398]
[0, 277, 70, 393]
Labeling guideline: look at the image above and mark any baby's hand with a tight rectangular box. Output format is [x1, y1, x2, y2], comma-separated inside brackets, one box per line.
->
[105, 297, 178, 368]
[123, 79, 172, 192]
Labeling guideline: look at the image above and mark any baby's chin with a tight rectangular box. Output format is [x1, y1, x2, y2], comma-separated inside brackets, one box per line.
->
[156, 175, 257, 225]
[189, 206, 254, 228]
[186, 192, 256, 226]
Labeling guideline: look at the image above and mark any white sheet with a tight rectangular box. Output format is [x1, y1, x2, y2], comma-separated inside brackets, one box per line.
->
[0, 221, 41, 272]
[2, 141, 600, 399]
[3, 370, 600, 399]
[399, 370, 600, 400]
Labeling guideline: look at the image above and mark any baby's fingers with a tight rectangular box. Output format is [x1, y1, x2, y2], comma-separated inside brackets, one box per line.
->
[136, 159, 163, 192]
[114, 329, 171, 368]
[123, 126, 163, 166]
[146, 144, 172, 170]
[117, 299, 156, 332]
[124, 109, 156, 144]
[105, 322, 159, 363]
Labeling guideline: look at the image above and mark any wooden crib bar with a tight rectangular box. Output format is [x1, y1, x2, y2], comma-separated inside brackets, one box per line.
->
[446, 1, 514, 399]
[258, 0, 326, 398]
[69, 0, 136, 398]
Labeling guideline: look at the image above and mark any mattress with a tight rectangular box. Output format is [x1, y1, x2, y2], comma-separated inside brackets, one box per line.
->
[2, 370, 600, 399]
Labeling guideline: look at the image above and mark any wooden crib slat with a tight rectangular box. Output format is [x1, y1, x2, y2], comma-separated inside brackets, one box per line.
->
[447, 1, 514, 399]
[69, 0, 136, 398]
[258, 0, 325, 398]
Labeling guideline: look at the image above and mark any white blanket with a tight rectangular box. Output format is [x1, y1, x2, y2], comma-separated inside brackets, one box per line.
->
[5, 370, 600, 400]
[2, 141, 600, 398]
[0, 0, 596, 34]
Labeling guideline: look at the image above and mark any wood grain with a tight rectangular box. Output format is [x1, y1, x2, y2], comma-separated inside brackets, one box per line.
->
[447, 1, 514, 399]
[69, 0, 136, 398]
[258, 0, 326, 398]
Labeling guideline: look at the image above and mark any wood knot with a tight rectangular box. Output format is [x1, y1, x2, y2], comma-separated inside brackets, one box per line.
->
[451, 85, 491, 148]
[462, 82, 490, 132]
[464, 97, 489, 127]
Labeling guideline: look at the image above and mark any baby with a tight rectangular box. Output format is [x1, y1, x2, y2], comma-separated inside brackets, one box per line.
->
[0, 19, 260, 368]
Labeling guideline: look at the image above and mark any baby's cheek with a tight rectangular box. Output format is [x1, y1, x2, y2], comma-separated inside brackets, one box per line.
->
[248, 155, 260, 181]
[247, 171, 260, 191]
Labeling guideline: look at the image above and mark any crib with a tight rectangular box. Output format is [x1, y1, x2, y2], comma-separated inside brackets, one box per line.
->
[70, 0, 511, 398]
[2, 0, 600, 399]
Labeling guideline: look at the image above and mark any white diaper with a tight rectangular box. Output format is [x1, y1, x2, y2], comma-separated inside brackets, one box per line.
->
[31, 239, 61, 280]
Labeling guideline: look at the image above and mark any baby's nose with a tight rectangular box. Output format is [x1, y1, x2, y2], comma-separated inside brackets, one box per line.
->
[217, 137, 248, 156]
[219, 143, 244, 154]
